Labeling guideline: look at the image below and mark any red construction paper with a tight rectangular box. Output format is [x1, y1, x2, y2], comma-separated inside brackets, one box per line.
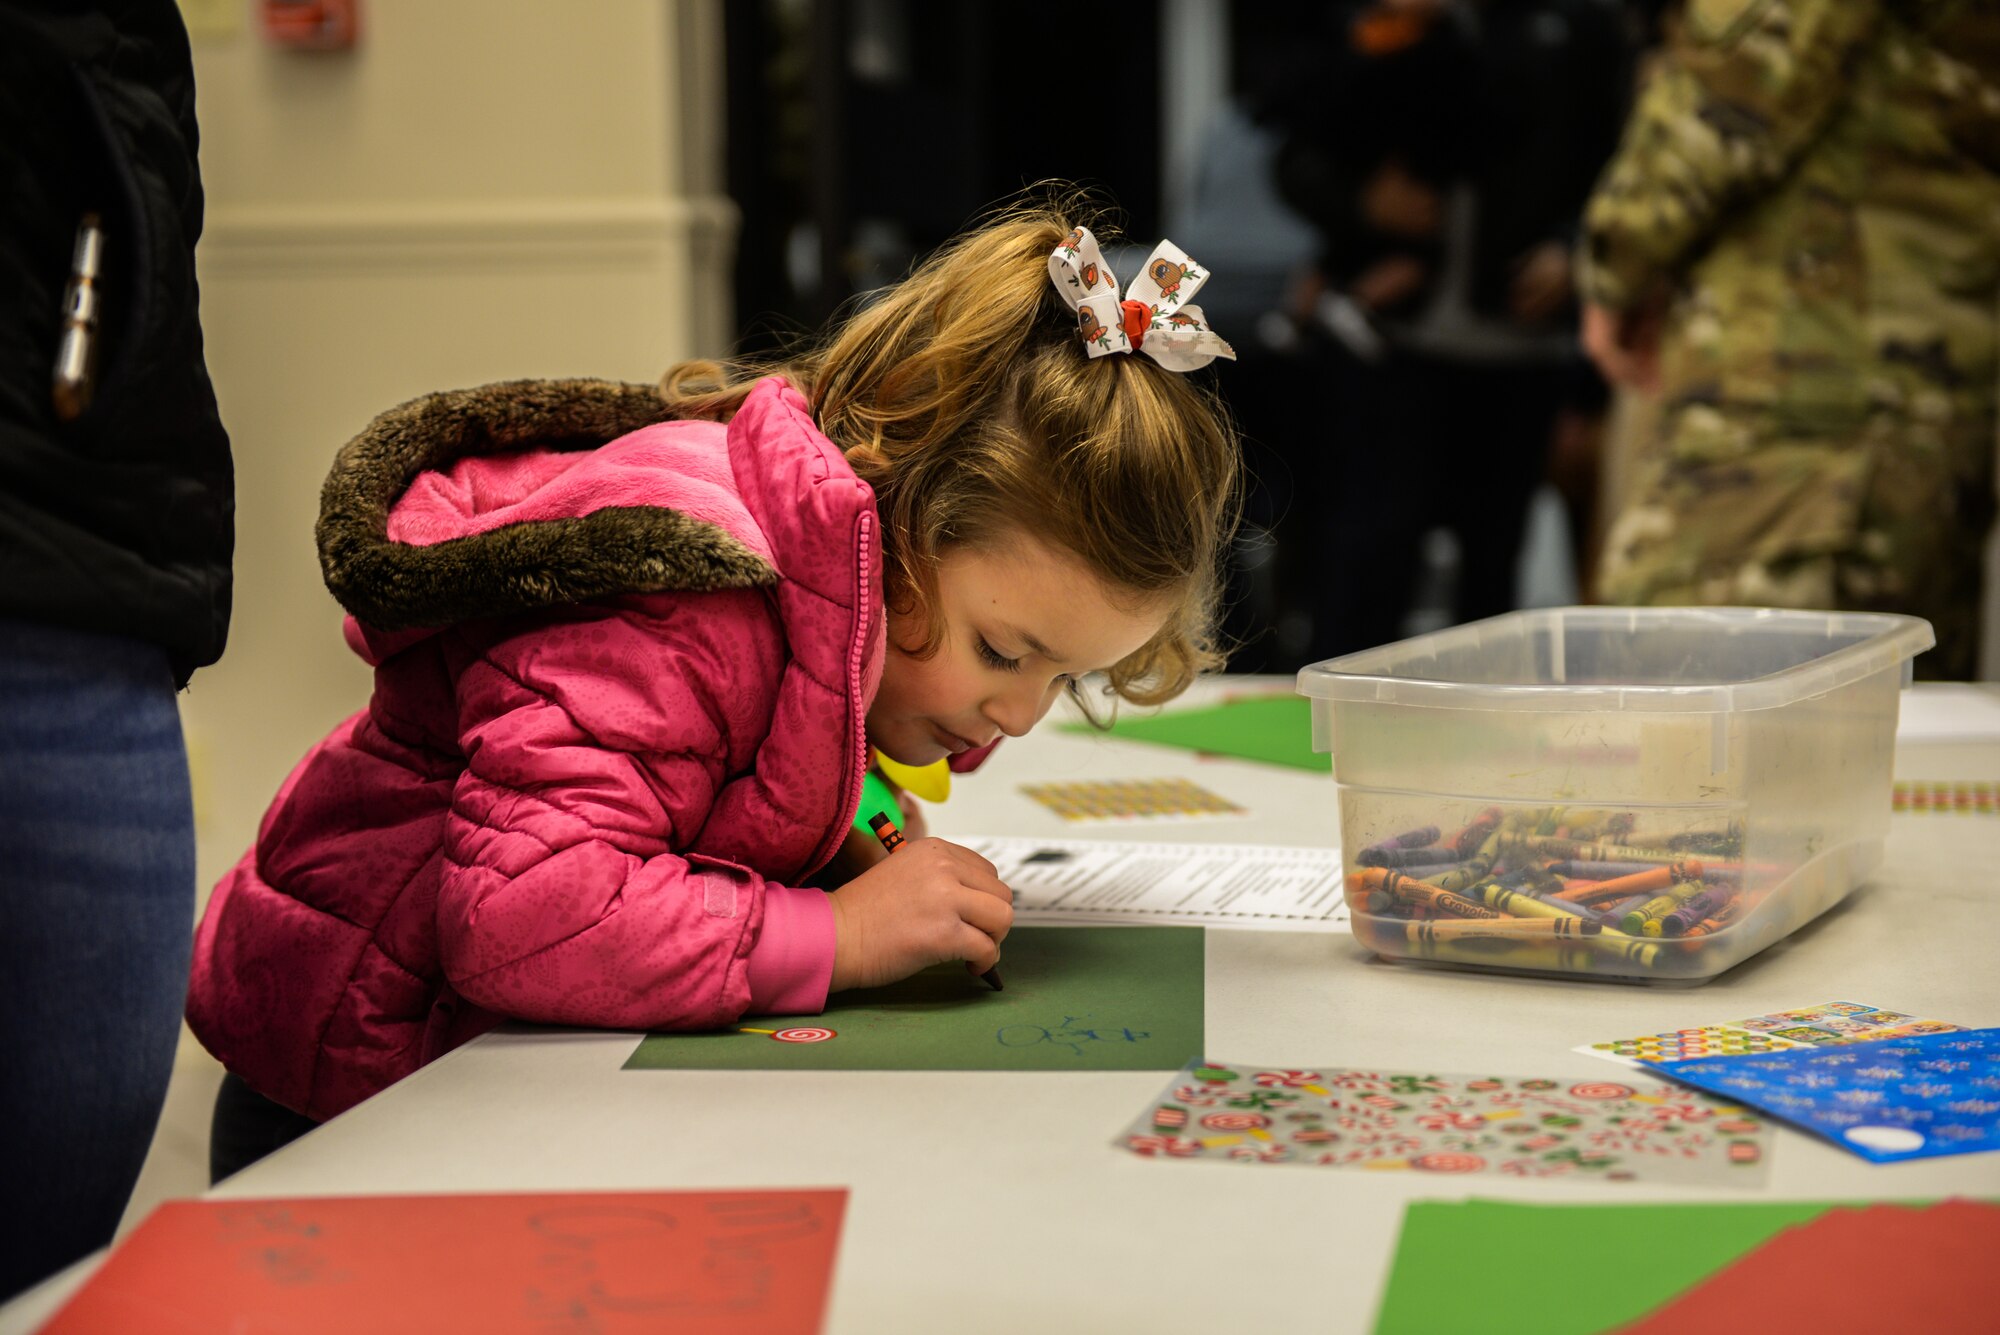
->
[1618, 1198, 2000, 1334]
[42, 1189, 847, 1335]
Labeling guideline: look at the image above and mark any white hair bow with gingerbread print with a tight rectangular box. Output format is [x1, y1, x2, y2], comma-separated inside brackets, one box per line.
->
[1047, 227, 1236, 372]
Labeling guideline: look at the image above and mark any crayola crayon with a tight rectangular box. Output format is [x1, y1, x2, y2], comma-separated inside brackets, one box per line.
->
[1517, 885, 1614, 921]
[1464, 880, 1592, 922]
[1550, 856, 1732, 883]
[1404, 917, 1604, 940]
[1363, 844, 1465, 870]
[1620, 828, 1741, 855]
[1450, 808, 1504, 858]
[1501, 835, 1689, 865]
[1588, 933, 1662, 968]
[1357, 825, 1443, 865]
[1680, 900, 1747, 940]
[1547, 859, 1660, 881]
[1426, 832, 1503, 892]
[1619, 881, 1710, 933]
[1660, 889, 1730, 936]
[1601, 892, 1655, 921]
[1353, 867, 1505, 920]
[1559, 860, 1705, 906]
[1377, 921, 1601, 966]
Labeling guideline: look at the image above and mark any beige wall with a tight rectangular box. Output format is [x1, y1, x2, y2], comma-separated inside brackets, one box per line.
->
[179, 1, 734, 898]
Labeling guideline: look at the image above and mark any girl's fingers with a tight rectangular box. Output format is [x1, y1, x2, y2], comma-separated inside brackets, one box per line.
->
[954, 922, 1002, 974]
[951, 885, 1013, 944]
[937, 842, 1009, 900]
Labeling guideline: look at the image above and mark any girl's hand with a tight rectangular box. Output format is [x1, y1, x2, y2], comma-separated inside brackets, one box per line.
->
[826, 837, 1012, 992]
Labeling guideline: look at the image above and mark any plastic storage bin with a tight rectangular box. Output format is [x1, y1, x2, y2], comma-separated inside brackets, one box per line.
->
[1296, 608, 1933, 982]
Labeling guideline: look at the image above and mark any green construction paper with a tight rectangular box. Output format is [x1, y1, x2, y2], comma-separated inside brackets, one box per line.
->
[1373, 1198, 1916, 1335]
[624, 926, 1202, 1071]
[1067, 694, 1328, 772]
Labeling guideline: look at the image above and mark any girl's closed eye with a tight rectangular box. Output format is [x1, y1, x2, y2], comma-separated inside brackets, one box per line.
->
[975, 636, 1021, 672]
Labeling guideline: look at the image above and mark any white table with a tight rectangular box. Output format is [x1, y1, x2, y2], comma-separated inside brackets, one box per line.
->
[9, 680, 2000, 1333]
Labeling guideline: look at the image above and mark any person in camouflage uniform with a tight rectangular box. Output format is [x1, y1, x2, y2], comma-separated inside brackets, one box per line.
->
[1578, 0, 2000, 679]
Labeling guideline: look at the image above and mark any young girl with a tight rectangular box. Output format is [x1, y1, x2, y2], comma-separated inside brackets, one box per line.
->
[186, 199, 1241, 1172]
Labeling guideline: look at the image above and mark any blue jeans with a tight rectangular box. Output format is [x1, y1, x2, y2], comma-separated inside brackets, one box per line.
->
[0, 620, 194, 1300]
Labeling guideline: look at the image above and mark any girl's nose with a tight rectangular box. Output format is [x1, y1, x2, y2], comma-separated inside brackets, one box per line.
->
[983, 678, 1056, 739]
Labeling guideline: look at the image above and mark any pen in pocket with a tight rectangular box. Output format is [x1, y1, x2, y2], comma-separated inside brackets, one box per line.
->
[53, 211, 105, 422]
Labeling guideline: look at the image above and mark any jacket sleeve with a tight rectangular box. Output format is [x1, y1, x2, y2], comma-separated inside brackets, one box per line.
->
[1577, 0, 1881, 310]
[433, 600, 834, 1029]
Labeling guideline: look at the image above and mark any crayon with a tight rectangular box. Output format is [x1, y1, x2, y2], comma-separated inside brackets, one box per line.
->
[1357, 825, 1443, 865]
[1553, 860, 1704, 906]
[1516, 885, 1612, 920]
[867, 810, 905, 853]
[1364, 845, 1465, 870]
[1621, 828, 1741, 855]
[1601, 892, 1656, 921]
[1464, 881, 1592, 922]
[869, 812, 1002, 992]
[1587, 933, 1662, 968]
[1547, 859, 1660, 881]
[1660, 889, 1730, 936]
[1679, 901, 1746, 940]
[1450, 808, 1504, 858]
[1501, 835, 1688, 865]
[1361, 919, 1661, 971]
[1361, 919, 1598, 966]
[1619, 881, 1711, 934]
[1426, 832, 1503, 892]
[1544, 855, 1736, 887]
[1351, 867, 1504, 919]
[1398, 917, 1605, 941]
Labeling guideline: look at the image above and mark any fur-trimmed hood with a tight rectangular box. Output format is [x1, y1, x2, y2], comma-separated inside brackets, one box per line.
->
[317, 378, 782, 637]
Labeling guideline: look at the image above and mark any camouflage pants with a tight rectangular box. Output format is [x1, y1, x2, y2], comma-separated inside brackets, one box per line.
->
[1599, 405, 1997, 680]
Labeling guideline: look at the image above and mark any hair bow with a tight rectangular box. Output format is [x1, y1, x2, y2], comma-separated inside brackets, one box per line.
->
[1047, 226, 1236, 372]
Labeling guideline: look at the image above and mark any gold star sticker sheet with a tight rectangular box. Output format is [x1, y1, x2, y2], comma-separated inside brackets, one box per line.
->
[1116, 1059, 1773, 1187]
[1018, 777, 1245, 823]
[1579, 1001, 1966, 1069]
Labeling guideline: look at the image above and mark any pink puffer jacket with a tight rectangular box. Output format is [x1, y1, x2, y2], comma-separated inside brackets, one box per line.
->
[188, 376, 881, 1119]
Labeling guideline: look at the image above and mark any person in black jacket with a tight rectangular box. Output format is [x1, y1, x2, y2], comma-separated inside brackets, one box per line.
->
[0, 0, 233, 1299]
[1268, 0, 1628, 659]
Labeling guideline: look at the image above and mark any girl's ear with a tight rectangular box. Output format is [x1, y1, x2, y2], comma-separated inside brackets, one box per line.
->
[883, 569, 924, 622]
[882, 567, 945, 658]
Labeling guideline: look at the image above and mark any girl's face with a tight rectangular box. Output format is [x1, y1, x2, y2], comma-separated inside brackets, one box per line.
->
[867, 531, 1170, 768]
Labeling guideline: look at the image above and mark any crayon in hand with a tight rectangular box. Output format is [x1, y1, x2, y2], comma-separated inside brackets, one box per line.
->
[868, 812, 1002, 991]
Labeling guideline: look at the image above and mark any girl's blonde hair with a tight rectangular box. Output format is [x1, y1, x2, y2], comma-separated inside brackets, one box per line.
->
[659, 193, 1241, 709]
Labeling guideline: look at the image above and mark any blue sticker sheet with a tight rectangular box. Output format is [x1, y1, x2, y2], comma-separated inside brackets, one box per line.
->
[1644, 1027, 2000, 1164]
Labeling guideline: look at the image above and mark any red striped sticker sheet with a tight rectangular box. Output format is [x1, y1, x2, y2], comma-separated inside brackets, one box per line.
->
[1116, 1059, 1773, 1187]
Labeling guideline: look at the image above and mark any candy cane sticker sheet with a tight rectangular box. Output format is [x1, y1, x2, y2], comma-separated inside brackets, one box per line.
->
[1117, 1060, 1774, 1187]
